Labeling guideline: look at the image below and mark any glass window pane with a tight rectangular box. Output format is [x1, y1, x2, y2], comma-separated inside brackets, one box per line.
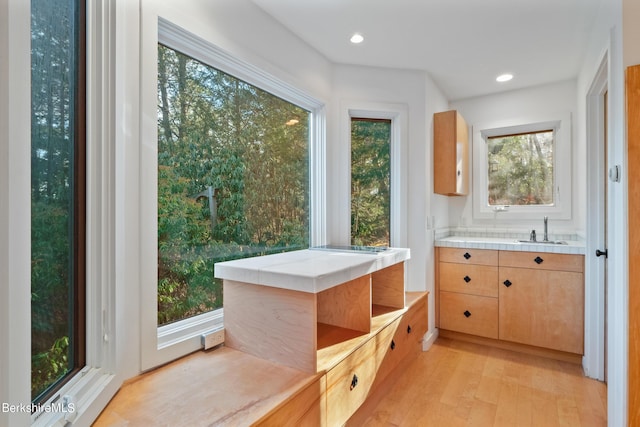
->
[157, 45, 310, 325]
[487, 130, 554, 206]
[31, 0, 83, 401]
[350, 119, 391, 247]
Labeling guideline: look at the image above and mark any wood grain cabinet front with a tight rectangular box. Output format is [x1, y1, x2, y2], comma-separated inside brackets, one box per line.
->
[440, 291, 498, 339]
[437, 247, 585, 356]
[437, 248, 499, 338]
[434, 110, 469, 196]
[254, 375, 326, 427]
[373, 296, 428, 387]
[326, 338, 377, 427]
[498, 252, 584, 354]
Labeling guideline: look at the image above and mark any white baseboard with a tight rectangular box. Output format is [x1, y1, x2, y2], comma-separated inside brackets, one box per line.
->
[421, 328, 439, 351]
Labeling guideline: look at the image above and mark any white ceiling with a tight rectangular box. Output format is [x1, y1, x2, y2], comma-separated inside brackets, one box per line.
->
[250, 0, 603, 101]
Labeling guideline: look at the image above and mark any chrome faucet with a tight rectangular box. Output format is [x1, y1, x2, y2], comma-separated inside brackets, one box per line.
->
[543, 216, 549, 242]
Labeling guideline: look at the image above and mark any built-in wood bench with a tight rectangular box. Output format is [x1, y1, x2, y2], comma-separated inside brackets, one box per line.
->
[94, 248, 428, 426]
[93, 292, 428, 426]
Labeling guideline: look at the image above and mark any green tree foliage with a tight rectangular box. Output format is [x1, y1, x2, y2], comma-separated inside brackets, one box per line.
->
[157, 45, 310, 324]
[487, 131, 554, 205]
[351, 119, 391, 247]
[31, 0, 78, 399]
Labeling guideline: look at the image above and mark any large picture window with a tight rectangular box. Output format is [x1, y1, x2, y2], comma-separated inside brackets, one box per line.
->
[157, 44, 310, 325]
[30, 0, 85, 403]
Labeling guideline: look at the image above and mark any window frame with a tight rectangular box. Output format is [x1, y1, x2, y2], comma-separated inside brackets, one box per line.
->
[30, 0, 87, 406]
[345, 104, 408, 249]
[30, 0, 124, 425]
[140, 18, 326, 370]
[472, 112, 572, 221]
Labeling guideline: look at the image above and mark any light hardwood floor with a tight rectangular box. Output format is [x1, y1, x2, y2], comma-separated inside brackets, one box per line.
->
[352, 337, 607, 427]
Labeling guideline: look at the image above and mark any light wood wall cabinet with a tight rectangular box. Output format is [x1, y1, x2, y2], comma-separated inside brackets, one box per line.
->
[434, 110, 469, 196]
[437, 247, 584, 356]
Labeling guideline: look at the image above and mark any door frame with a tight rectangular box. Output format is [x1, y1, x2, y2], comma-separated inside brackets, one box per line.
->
[584, 54, 608, 381]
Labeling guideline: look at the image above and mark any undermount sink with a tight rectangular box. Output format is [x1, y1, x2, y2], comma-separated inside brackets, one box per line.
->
[517, 240, 568, 245]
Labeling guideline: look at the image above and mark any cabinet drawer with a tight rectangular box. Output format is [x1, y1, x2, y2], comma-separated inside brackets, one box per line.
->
[440, 262, 498, 297]
[378, 296, 429, 377]
[439, 291, 498, 339]
[405, 293, 428, 340]
[438, 247, 498, 266]
[499, 251, 584, 272]
[373, 317, 405, 385]
[255, 375, 326, 427]
[326, 339, 376, 427]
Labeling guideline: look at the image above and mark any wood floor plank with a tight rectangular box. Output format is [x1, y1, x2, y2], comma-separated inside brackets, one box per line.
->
[355, 337, 606, 427]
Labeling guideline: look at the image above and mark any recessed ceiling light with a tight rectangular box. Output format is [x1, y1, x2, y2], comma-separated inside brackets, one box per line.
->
[350, 33, 364, 44]
[496, 73, 514, 83]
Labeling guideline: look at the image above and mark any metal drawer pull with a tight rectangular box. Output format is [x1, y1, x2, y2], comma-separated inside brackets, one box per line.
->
[464, 275, 471, 283]
[350, 374, 358, 390]
[503, 279, 512, 287]
[534, 256, 544, 264]
[463, 252, 471, 260]
[464, 310, 471, 318]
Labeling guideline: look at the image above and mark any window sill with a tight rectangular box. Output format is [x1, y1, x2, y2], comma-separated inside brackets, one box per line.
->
[32, 368, 118, 427]
[157, 308, 223, 350]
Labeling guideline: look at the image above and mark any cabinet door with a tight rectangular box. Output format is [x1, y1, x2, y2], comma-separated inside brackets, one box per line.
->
[499, 267, 584, 354]
[434, 110, 468, 196]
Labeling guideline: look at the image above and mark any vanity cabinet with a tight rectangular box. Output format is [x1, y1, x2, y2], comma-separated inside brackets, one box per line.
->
[434, 110, 469, 196]
[437, 247, 584, 355]
[498, 251, 584, 354]
[438, 248, 499, 339]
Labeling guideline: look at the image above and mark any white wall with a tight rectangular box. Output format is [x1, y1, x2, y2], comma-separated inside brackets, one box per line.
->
[448, 80, 580, 232]
[330, 64, 449, 343]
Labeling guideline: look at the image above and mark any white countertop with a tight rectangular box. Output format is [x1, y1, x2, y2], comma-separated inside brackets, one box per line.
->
[435, 236, 585, 255]
[214, 247, 410, 293]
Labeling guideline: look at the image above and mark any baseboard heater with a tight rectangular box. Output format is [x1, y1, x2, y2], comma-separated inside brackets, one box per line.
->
[201, 327, 225, 350]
